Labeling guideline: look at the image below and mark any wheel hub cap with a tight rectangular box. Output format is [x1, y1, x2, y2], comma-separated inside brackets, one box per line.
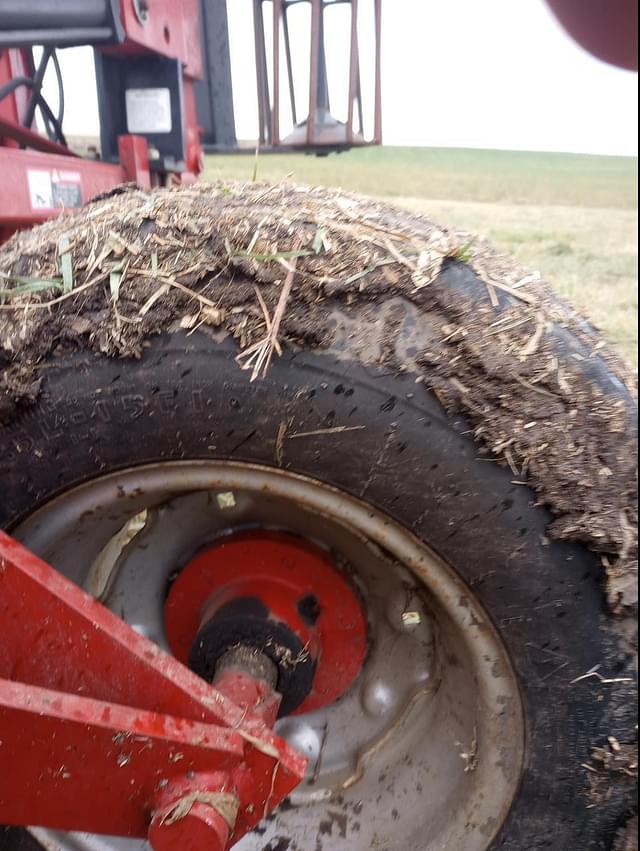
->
[164, 531, 367, 716]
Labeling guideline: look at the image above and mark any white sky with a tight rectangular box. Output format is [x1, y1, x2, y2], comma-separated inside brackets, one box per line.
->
[46, 0, 638, 156]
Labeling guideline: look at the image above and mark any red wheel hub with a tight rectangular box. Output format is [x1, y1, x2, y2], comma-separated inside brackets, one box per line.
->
[164, 532, 367, 715]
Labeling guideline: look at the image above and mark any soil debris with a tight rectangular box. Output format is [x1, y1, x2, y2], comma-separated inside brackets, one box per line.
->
[0, 180, 637, 610]
[584, 738, 638, 807]
[615, 816, 639, 851]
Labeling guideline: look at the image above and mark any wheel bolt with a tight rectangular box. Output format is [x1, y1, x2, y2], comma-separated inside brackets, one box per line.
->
[148, 800, 231, 851]
[148, 772, 236, 851]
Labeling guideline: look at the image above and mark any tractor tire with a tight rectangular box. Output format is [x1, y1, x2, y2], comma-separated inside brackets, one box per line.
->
[0, 187, 636, 851]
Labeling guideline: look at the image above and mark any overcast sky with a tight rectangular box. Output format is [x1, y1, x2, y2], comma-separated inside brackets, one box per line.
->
[46, 0, 638, 156]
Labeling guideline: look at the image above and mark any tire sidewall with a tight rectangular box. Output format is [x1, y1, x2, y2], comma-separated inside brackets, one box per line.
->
[1, 331, 636, 850]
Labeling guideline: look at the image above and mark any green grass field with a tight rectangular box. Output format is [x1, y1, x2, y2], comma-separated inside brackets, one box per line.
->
[204, 146, 638, 365]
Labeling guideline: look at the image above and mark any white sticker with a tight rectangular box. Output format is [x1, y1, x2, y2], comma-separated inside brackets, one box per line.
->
[27, 169, 83, 210]
[125, 88, 172, 134]
[28, 170, 53, 209]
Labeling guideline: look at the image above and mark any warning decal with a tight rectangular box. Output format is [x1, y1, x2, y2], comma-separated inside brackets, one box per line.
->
[28, 169, 83, 210]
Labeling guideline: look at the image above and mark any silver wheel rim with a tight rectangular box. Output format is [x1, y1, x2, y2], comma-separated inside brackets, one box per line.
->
[16, 460, 525, 851]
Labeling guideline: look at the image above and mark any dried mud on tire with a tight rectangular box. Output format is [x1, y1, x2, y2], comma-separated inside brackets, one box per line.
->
[0, 181, 636, 611]
[615, 817, 639, 851]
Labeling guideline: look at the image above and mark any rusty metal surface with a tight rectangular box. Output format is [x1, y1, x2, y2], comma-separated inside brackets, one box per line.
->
[253, 0, 382, 151]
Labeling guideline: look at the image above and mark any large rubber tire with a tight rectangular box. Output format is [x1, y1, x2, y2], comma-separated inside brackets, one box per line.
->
[0, 267, 636, 850]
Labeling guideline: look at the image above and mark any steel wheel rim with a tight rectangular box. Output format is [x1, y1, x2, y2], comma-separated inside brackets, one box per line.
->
[16, 460, 525, 851]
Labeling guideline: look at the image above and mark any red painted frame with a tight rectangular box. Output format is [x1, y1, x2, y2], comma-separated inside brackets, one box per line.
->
[0, 0, 205, 243]
[165, 531, 368, 716]
[0, 146, 126, 240]
[0, 531, 306, 847]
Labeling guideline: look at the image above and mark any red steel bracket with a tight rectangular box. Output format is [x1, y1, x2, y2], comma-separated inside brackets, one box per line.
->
[0, 531, 307, 849]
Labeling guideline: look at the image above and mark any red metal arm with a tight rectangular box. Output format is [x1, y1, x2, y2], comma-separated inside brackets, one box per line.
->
[0, 531, 307, 850]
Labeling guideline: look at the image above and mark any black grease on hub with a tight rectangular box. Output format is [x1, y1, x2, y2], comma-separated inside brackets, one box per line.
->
[188, 596, 316, 717]
[297, 593, 322, 626]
